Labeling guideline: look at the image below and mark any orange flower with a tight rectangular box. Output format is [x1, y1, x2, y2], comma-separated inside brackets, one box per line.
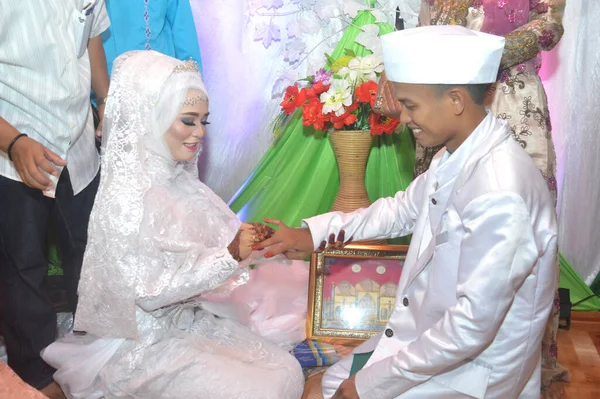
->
[368, 113, 400, 135]
[355, 81, 378, 108]
[280, 84, 306, 115]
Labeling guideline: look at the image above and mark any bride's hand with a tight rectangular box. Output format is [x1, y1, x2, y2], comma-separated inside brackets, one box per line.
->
[238, 224, 256, 260]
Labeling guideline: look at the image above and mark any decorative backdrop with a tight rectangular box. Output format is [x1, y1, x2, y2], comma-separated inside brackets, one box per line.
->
[189, 0, 421, 201]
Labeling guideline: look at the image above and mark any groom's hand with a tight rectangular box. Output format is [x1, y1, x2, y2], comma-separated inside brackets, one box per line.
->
[253, 219, 314, 260]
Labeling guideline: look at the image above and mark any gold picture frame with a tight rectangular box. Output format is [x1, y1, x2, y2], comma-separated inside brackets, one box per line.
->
[307, 244, 409, 343]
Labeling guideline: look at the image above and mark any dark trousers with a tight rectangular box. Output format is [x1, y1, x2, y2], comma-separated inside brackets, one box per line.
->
[0, 168, 99, 389]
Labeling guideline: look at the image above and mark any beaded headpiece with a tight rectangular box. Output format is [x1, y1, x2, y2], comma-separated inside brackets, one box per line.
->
[173, 58, 208, 106]
[173, 58, 200, 74]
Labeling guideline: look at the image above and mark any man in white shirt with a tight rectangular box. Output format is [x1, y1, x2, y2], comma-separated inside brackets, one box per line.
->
[258, 26, 558, 398]
[0, 1, 110, 394]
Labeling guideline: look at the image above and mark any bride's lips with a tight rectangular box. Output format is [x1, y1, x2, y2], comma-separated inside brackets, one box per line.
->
[183, 142, 200, 151]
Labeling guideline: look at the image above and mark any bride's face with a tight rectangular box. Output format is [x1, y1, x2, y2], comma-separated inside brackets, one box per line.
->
[163, 89, 210, 161]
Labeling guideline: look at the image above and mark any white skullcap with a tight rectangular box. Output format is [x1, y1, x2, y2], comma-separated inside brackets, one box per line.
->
[381, 25, 505, 84]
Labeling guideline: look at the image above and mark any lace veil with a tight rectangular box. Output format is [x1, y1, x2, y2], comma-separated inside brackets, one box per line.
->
[74, 51, 241, 339]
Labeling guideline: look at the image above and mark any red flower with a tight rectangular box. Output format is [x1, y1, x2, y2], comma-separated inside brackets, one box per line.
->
[306, 81, 330, 97]
[346, 102, 359, 113]
[302, 98, 322, 127]
[313, 112, 330, 131]
[368, 113, 400, 135]
[330, 111, 358, 130]
[280, 84, 305, 115]
[355, 81, 378, 108]
[302, 98, 330, 131]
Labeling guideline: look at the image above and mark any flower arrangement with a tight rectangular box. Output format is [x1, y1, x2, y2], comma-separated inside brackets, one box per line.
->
[278, 51, 401, 136]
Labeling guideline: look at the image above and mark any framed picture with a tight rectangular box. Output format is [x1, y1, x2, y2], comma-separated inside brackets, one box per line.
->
[307, 244, 409, 343]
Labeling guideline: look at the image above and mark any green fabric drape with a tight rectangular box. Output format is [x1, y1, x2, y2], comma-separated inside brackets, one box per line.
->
[559, 253, 600, 311]
[229, 11, 416, 240]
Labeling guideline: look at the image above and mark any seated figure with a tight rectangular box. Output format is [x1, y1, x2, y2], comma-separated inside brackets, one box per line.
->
[42, 50, 304, 399]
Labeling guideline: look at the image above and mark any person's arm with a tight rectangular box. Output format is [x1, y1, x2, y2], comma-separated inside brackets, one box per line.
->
[89, 0, 111, 136]
[354, 192, 557, 398]
[257, 173, 427, 259]
[166, 0, 203, 69]
[303, 172, 427, 249]
[88, 36, 109, 107]
[0, 117, 66, 190]
[136, 225, 255, 312]
[0, 117, 22, 153]
[500, 0, 565, 70]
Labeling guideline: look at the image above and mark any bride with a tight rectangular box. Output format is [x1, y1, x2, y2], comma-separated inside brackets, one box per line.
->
[41, 51, 304, 399]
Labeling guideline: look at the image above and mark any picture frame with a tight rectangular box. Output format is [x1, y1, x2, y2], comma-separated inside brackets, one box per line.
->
[307, 244, 409, 343]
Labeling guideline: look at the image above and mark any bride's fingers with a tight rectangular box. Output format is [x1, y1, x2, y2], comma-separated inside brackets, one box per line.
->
[239, 223, 254, 231]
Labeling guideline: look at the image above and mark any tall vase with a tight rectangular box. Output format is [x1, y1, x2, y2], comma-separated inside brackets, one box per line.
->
[329, 130, 373, 213]
[329, 130, 386, 245]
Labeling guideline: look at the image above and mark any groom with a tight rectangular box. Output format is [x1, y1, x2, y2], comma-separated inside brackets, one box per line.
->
[257, 25, 558, 398]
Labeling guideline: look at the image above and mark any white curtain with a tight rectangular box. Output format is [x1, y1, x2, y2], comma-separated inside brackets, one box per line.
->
[542, 0, 600, 284]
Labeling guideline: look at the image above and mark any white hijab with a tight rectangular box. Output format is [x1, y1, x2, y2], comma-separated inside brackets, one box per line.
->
[74, 51, 240, 339]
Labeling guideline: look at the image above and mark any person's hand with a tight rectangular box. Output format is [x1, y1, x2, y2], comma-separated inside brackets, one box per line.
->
[316, 230, 353, 252]
[332, 375, 359, 399]
[238, 223, 256, 261]
[253, 219, 314, 260]
[10, 136, 67, 191]
[95, 103, 105, 139]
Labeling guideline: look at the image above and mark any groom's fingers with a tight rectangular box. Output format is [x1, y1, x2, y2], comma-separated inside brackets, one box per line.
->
[263, 218, 286, 229]
[253, 235, 278, 250]
[264, 243, 287, 259]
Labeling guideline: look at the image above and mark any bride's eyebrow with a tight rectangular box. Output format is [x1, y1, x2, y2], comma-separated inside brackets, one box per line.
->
[180, 112, 200, 117]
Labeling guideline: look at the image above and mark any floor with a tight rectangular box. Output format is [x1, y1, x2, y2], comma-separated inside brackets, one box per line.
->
[551, 311, 600, 399]
[302, 311, 600, 399]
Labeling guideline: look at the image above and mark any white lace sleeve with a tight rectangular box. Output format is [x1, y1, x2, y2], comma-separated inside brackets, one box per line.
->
[135, 246, 239, 312]
[134, 188, 242, 312]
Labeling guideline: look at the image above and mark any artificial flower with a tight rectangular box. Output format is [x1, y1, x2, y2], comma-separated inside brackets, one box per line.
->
[348, 54, 384, 81]
[368, 113, 400, 135]
[306, 80, 330, 97]
[330, 110, 358, 129]
[314, 68, 333, 85]
[355, 81, 378, 108]
[320, 79, 352, 116]
[280, 84, 305, 114]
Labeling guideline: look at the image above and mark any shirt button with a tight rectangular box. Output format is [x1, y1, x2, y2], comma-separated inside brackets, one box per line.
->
[385, 328, 394, 338]
[431, 198, 437, 205]
[403, 297, 409, 307]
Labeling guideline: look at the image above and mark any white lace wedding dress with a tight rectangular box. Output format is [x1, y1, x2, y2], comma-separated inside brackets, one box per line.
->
[41, 51, 304, 399]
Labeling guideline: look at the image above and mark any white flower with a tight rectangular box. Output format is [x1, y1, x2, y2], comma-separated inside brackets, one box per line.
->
[347, 55, 384, 80]
[355, 24, 382, 58]
[320, 79, 352, 116]
[337, 66, 366, 85]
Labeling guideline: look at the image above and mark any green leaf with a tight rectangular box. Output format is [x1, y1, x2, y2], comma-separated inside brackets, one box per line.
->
[344, 49, 357, 57]
[325, 53, 335, 69]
